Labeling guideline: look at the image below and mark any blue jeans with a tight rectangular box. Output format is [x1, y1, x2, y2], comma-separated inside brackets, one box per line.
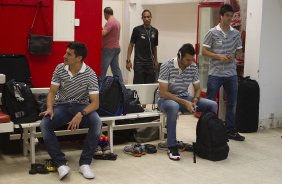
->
[101, 48, 123, 83]
[158, 96, 217, 147]
[40, 103, 102, 167]
[206, 75, 238, 131]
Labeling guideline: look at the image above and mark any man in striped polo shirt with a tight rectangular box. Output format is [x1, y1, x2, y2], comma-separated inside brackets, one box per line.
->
[158, 43, 217, 161]
[202, 4, 245, 141]
[40, 42, 102, 180]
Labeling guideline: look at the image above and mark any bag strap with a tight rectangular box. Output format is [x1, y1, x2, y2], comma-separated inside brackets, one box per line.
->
[29, 1, 51, 35]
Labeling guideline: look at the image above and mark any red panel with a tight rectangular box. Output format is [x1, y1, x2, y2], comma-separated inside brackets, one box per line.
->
[0, 0, 102, 87]
[0, 0, 49, 6]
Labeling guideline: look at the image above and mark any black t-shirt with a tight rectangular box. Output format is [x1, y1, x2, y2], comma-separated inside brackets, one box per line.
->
[130, 25, 158, 65]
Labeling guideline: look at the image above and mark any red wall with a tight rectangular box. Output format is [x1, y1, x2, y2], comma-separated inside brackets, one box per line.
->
[0, 0, 102, 87]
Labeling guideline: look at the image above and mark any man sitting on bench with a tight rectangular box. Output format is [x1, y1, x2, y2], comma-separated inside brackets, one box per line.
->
[157, 43, 218, 161]
[40, 42, 102, 180]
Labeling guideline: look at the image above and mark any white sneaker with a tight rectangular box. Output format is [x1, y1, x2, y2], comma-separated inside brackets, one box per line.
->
[57, 165, 70, 180]
[79, 165, 95, 179]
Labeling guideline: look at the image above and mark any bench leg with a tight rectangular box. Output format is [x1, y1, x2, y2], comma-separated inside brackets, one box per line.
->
[106, 120, 114, 153]
[160, 114, 166, 140]
[29, 127, 36, 164]
[23, 128, 29, 156]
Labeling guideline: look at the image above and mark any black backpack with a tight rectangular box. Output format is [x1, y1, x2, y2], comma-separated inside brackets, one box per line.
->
[236, 76, 260, 133]
[125, 89, 144, 114]
[98, 76, 128, 116]
[193, 112, 229, 162]
[1, 80, 39, 123]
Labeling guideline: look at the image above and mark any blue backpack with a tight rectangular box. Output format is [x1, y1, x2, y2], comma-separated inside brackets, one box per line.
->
[97, 76, 128, 116]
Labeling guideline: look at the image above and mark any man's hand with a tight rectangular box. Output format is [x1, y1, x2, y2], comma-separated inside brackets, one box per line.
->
[184, 100, 194, 113]
[67, 112, 83, 131]
[39, 108, 54, 120]
[217, 54, 230, 62]
[126, 60, 132, 72]
[154, 61, 159, 72]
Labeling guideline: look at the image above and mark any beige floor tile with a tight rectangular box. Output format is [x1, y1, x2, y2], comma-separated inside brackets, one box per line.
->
[1, 115, 282, 184]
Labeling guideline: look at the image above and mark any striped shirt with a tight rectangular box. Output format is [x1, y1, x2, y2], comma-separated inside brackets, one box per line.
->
[51, 63, 99, 105]
[203, 24, 242, 77]
[157, 58, 200, 99]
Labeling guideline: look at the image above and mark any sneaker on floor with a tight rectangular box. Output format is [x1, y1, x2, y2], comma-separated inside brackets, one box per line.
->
[123, 143, 142, 157]
[227, 130, 245, 141]
[57, 165, 70, 180]
[158, 141, 168, 150]
[79, 165, 95, 179]
[136, 143, 146, 155]
[102, 144, 111, 155]
[167, 146, 181, 161]
[94, 145, 103, 156]
[158, 140, 186, 151]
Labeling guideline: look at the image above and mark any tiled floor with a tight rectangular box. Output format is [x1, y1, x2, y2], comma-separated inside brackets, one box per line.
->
[1, 115, 282, 184]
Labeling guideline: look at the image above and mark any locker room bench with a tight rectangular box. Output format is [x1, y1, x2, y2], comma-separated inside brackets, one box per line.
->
[0, 83, 165, 164]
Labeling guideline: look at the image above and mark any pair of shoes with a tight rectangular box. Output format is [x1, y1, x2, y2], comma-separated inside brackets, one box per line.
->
[79, 165, 95, 179]
[95, 136, 111, 156]
[158, 140, 187, 151]
[93, 153, 118, 160]
[29, 163, 49, 175]
[227, 130, 245, 141]
[57, 165, 70, 180]
[167, 146, 181, 161]
[44, 159, 57, 172]
[179, 143, 194, 152]
[123, 143, 145, 157]
[144, 144, 157, 154]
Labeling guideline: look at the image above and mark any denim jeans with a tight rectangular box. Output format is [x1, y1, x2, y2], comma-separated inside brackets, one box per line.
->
[101, 48, 123, 83]
[158, 96, 217, 147]
[40, 103, 102, 167]
[206, 75, 238, 131]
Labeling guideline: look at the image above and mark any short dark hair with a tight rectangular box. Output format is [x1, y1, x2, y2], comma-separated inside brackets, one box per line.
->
[67, 42, 88, 62]
[219, 4, 234, 16]
[178, 43, 196, 58]
[142, 9, 152, 17]
[104, 7, 113, 15]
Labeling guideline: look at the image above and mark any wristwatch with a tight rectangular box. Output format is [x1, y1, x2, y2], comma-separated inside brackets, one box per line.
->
[126, 59, 131, 63]
[80, 110, 87, 117]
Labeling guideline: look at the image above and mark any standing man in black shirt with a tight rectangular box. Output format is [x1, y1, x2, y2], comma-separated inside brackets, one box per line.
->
[126, 9, 159, 84]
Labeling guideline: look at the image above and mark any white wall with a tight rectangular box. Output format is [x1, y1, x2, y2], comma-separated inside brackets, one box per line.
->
[144, 3, 198, 63]
[244, 0, 282, 127]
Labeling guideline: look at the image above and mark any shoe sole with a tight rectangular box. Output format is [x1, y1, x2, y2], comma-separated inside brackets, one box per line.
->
[123, 151, 142, 157]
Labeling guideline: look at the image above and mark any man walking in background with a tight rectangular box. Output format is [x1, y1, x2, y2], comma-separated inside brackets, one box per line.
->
[102, 7, 123, 82]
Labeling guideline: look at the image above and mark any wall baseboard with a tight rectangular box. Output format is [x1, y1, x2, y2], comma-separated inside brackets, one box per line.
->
[259, 117, 282, 130]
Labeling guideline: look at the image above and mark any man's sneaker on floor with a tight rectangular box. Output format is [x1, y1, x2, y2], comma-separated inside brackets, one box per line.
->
[101, 136, 111, 155]
[138, 144, 146, 155]
[94, 145, 103, 156]
[158, 140, 186, 151]
[167, 146, 181, 161]
[227, 130, 245, 141]
[102, 144, 111, 155]
[79, 164, 95, 179]
[57, 165, 70, 180]
[123, 143, 143, 157]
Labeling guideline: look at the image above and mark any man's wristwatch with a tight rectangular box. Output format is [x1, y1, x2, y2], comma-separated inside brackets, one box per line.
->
[80, 110, 87, 117]
[126, 59, 131, 64]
